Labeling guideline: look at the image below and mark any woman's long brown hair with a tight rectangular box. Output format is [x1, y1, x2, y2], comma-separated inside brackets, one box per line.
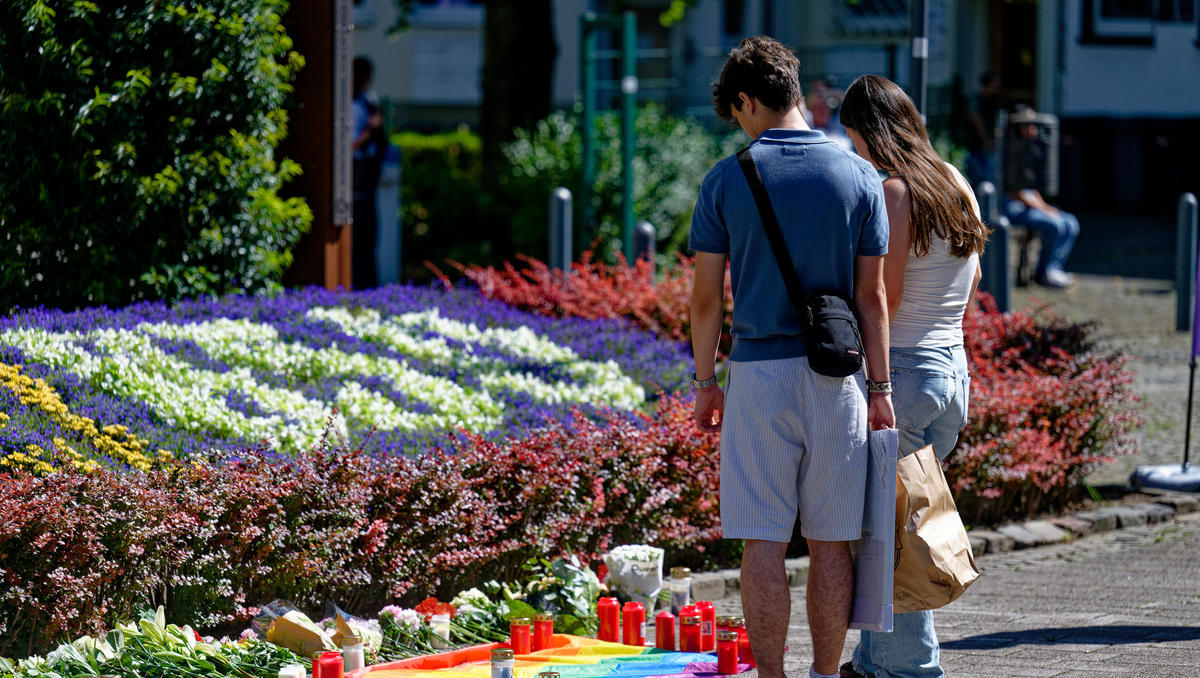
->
[839, 75, 988, 258]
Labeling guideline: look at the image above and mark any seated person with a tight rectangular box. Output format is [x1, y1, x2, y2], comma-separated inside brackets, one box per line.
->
[1003, 108, 1078, 288]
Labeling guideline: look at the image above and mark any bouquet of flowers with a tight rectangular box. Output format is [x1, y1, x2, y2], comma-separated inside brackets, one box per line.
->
[603, 544, 665, 611]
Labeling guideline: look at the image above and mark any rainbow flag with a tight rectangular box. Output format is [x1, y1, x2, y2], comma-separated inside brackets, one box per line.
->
[348, 635, 750, 678]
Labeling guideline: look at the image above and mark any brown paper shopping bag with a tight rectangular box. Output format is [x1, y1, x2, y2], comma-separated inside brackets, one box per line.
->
[893, 444, 980, 614]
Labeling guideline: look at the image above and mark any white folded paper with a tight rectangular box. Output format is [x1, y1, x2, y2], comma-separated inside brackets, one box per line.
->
[849, 427, 898, 633]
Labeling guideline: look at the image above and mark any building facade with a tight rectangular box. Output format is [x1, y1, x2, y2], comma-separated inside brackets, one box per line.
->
[352, 0, 1200, 212]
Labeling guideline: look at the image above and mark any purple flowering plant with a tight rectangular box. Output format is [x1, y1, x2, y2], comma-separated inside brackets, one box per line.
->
[0, 284, 688, 469]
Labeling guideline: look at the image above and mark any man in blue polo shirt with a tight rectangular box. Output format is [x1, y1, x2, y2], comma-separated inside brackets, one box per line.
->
[689, 37, 893, 678]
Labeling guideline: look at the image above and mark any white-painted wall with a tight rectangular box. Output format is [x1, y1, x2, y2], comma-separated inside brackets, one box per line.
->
[1060, 1, 1200, 118]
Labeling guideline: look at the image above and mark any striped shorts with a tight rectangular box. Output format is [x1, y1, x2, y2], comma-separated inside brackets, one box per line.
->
[719, 356, 868, 543]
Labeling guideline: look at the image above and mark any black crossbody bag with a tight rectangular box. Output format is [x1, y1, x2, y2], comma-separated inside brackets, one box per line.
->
[736, 146, 864, 378]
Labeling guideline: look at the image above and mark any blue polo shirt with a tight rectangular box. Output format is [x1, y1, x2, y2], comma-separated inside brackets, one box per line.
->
[689, 128, 889, 362]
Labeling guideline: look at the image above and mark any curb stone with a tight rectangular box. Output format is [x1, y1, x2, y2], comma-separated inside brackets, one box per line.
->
[995, 523, 1050, 548]
[1048, 515, 1094, 535]
[965, 529, 1015, 554]
[1151, 492, 1200, 512]
[689, 572, 728, 602]
[1020, 519, 1070, 544]
[1069, 509, 1119, 532]
[698, 492, 1199, 599]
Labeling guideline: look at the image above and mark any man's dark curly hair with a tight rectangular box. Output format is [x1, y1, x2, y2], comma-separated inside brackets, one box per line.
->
[712, 36, 803, 123]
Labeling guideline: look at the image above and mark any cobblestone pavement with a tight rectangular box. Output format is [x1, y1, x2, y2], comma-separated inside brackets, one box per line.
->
[712, 512, 1200, 677]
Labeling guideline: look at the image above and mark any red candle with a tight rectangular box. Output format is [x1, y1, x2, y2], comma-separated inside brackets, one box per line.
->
[679, 614, 702, 653]
[314, 651, 343, 678]
[717, 631, 739, 674]
[533, 613, 554, 651]
[679, 603, 698, 619]
[697, 601, 716, 652]
[510, 617, 532, 655]
[597, 597, 620, 642]
[730, 617, 755, 668]
[654, 610, 676, 650]
[621, 601, 645, 646]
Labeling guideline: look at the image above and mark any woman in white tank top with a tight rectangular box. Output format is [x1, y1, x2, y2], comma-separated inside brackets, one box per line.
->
[837, 75, 990, 678]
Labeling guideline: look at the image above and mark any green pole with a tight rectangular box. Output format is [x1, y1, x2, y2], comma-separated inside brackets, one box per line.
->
[621, 10, 637, 262]
[579, 13, 597, 243]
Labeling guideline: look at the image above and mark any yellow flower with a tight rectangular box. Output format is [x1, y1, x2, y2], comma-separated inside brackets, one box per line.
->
[0, 361, 169, 474]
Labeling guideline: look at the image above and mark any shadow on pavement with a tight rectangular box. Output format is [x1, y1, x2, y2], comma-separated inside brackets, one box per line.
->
[942, 624, 1200, 649]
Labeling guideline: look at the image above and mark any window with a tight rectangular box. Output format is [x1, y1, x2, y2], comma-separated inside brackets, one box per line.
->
[831, 0, 909, 39]
[1081, 0, 1155, 45]
[1152, 0, 1195, 22]
[723, 0, 745, 37]
[354, 0, 377, 28]
[411, 0, 483, 27]
[1100, 0, 1152, 19]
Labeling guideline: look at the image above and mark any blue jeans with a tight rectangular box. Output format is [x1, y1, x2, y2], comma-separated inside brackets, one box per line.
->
[852, 345, 970, 678]
[1004, 201, 1080, 278]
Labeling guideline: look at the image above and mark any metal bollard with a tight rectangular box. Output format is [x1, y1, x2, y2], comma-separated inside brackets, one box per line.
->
[975, 181, 1012, 312]
[548, 187, 573, 272]
[977, 180, 1000, 225]
[1176, 192, 1199, 332]
[633, 221, 656, 274]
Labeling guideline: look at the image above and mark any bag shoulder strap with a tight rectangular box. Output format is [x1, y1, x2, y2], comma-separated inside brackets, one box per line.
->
[736, 145, 810, 327]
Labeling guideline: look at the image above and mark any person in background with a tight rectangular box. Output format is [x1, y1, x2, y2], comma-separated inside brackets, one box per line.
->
[806, 77, 853, 153]
[1003, 107, 1079, 289]
[838, 74, 988, 678]
[965, 71, 1002, 189]
[352, 56, 386, 290]
[689, 37, 894, 678]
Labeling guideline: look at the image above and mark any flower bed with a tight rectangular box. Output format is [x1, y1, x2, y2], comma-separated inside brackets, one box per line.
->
[0, 395, 720, 656]
[0, 285, 689, 470]
[456, 255, 1141, 523]
[954, 294, 1141, 521]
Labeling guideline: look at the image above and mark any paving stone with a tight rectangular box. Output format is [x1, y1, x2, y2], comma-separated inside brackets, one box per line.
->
[719, 568, 740, 593]
[784, 557, 809, 586]
[1138, 502, 1177, 524]
[1021, 519, 1070, 544]
[996, 523, 1044, 548]
[1070, 509, 1119, 532]
[1049, 515, 1095, 536]
[689, 572, 727, 602]
[1100, 505, 1150, 528]
[969, 529, 1015, 553]
[1152, 492, 1200, 513]
[968, 532, 988, 555]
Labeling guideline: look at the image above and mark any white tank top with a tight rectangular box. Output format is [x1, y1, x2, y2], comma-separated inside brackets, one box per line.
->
[888, 164, 980, 348]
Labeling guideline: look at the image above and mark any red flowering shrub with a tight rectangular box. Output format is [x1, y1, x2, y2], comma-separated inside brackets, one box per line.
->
[0, 396, 721, 655]
[951, 293, 1140, 522]
[0, 470, 197, 657]
[447, 252, 733, 355]
[457, 253, 1141, 525]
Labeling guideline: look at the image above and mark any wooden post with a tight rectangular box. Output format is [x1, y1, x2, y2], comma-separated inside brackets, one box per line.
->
[281, 0, 353, 290]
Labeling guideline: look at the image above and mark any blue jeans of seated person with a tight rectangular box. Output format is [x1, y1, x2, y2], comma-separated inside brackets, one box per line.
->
[852, 345, 970, 678]
[1004, 200, 1080, 279]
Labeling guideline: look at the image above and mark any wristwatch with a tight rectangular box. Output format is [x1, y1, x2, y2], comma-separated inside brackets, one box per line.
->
[866, 379, 892, 394]
[692, 372, 719, 389]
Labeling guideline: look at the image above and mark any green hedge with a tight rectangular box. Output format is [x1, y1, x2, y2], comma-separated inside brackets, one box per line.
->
[392, 126, 493, 276]
[502, 104, 742, 259]
[0, 0, 312, 309]
[391, 106, 740, 276]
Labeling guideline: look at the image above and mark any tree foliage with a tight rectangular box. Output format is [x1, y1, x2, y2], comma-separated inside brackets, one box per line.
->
[0, 0, 312, 309]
